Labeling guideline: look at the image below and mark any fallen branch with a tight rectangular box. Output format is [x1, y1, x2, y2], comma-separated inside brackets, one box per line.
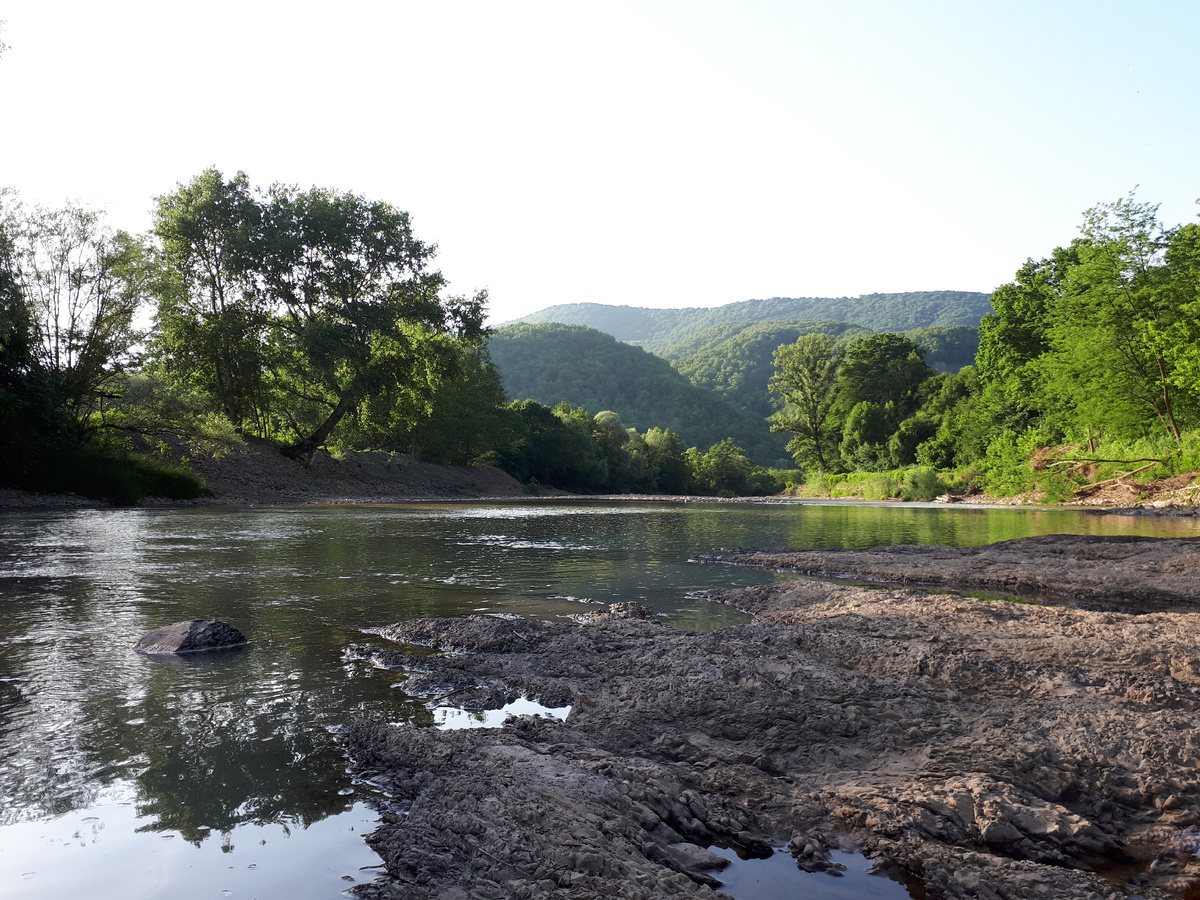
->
[1074, 462, 1160, 495]
[1048, 456, 1163, 468]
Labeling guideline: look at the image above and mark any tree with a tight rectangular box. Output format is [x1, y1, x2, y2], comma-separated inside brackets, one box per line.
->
[1039, 193, 1196, 441]
[768, 332, 843, 470]
[151, 169, 271, 434]
[381, 345, 511, 465]
[256, 184, 487, 461]
[976, 245, 1082, 383]
[0, 201, 47, 469]
[687, 438, 756, 496]
[6, 197, 143, 430]
[643, 427, 689, 492]
[1159, 223, 1200, 402]
[836, 333, 933, 418]
[149, 170, 488, 461]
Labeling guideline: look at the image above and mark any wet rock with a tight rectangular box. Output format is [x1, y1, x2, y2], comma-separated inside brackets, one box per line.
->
[344, 543, 1200, 900]
[704, 534, 1200, 608]
[134, 619, 247, 654]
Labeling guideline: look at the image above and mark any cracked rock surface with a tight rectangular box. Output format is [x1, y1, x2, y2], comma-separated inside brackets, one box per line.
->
[344, 536, 1200, 899]
[701, 534, 1200, 608]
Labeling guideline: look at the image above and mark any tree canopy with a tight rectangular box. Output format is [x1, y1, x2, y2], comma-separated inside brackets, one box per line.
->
[150, 169, 487, 461]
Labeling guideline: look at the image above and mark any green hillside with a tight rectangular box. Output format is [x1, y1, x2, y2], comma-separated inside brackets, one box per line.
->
[487, 323, 789, 464]
[510, 291, 993, 352]
[666, 321, 978, 420]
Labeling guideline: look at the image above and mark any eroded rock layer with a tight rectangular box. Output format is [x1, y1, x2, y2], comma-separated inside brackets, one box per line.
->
[344, 541, 1200, 899]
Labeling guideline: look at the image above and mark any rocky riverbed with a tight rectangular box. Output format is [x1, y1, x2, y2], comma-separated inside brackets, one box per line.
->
[343, 535, 1200, 899]
[699, 534, 1200, 610]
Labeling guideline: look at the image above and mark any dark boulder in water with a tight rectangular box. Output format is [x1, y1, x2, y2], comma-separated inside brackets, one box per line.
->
[134, 619, 247, 654]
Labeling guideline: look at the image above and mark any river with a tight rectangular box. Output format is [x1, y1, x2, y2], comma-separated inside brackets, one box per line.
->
[1, 500, 1195, 898]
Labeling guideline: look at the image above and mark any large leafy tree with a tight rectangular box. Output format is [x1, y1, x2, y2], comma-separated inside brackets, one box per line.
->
[1039, 194, 1197, 441]
[768, 332, 843, 470]
[149, 170, 487, 461]
[836, 332, 933, 418]
[976, 244, 1082, 383]
[151, 169, 270, 433]
[256, 184, 486, 460]
[5, 197, 143, 431]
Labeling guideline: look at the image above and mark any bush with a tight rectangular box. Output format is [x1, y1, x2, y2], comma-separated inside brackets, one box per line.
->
[900, 466, 944, 501]
[861, 472, 899, 499]
[13, 446, 209, 505]
[801, 470, 832, 497]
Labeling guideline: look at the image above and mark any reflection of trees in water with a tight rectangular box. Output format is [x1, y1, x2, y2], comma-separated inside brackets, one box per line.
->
[78, 648, 430, 845]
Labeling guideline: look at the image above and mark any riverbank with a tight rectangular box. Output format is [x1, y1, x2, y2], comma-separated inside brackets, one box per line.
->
[344, 534, 1200, 900]
[2, 435, 1196, 513]
[0, 438, 530, 508]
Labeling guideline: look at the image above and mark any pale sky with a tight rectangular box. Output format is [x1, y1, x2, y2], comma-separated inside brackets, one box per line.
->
[1, 1, 1196, 324]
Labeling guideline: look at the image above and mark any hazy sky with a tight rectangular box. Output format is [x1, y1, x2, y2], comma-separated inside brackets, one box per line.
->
[1, 1, 1196, 324]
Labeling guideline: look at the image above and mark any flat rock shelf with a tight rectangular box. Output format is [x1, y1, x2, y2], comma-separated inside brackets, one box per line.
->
[344, 535, 1200, 900]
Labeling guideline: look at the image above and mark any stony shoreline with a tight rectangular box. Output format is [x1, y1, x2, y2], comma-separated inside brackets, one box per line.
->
[343, 535, 1200, 900]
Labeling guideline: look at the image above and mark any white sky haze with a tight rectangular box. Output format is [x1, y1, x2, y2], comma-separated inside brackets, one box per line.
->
[1, 1, 1196, 323]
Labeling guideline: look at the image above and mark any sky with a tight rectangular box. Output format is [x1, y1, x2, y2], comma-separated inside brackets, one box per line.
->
[1, 1, 1196, 325]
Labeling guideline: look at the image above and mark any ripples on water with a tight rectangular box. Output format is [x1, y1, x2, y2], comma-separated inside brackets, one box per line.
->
[0, 501, 1193, 897]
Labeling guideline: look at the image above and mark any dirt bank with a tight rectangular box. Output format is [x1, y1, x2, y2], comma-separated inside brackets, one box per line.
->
[700, 534, 1200, 610]
[182, 437, 529, 504]
[343, 536, 1200, 899]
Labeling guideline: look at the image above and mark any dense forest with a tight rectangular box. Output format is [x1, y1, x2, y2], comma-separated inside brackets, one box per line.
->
[3, 171, 1195, 504]
[510, 291, 992, 351]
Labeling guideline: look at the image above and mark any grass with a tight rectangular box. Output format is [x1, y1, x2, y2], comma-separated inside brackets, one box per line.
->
[786, 466, 947, 501]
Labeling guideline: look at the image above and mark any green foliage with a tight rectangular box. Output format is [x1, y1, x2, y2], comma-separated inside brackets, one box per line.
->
[150, 169, 487, 462]
[768, 332, 845, 471]
[491, 399, 779, 496]
[899, 467, 944, 501]
[2, 194, 144, 432]
[9, 444, 207, 505]
[1037, 195, 1198, 442]
[836, 333, 933, 419]
[668, 320, 865, 416]
[514, 291, 994, 352]
[487, 322, 786, 464]
[97, 373, 244, 457]
[903, 325, 980, 374]
[686, 438, 754, 496]
[151, 168, 272, 433]
[643, 427, 690, 493]
[341, 345, 509, 467]
[976, 245, 1080, 383]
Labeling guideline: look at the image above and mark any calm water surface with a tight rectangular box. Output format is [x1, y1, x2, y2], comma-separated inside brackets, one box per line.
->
[1, 501, 1194, 898]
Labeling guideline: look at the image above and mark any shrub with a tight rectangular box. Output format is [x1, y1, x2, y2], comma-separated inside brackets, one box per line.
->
[900, 467, 944, 501]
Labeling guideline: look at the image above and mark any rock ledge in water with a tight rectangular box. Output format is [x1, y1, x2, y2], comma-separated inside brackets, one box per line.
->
[134, 619, 247, 654]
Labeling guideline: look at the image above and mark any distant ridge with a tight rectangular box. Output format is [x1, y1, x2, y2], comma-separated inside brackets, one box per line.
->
[508, 291, 993, 352]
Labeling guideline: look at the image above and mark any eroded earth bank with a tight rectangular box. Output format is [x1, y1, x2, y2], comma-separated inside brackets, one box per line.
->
[344, 535, 1200, 899]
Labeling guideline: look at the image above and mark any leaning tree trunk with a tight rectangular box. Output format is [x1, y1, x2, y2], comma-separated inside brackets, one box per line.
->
[282, 390, 360, 464]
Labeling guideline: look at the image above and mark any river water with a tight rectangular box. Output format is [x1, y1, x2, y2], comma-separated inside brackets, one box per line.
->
[0, 500, 1194, 898]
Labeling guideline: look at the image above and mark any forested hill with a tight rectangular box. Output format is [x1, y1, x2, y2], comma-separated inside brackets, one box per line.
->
[509, 291, 993, 352]
[488, 324, 789, 464]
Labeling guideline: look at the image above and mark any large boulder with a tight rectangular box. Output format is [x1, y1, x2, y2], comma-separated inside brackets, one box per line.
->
[134, 619, 247, 654]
